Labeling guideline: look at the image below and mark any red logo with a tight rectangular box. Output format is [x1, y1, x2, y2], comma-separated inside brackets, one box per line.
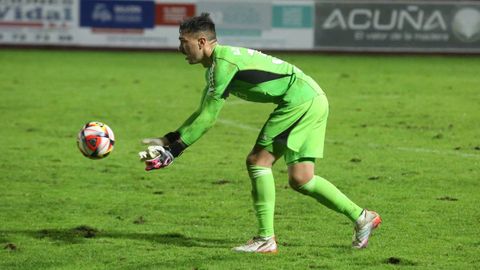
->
[155, 4, 195, 26]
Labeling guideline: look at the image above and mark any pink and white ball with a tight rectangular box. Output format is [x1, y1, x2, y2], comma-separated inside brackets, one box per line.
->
[77, 121, 115, 159]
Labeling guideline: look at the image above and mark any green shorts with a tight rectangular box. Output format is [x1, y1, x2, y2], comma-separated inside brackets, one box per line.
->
[256, 94, 329, 164]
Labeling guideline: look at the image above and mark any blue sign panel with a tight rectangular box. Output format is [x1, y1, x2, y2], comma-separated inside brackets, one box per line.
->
[80, 0, 154, 29]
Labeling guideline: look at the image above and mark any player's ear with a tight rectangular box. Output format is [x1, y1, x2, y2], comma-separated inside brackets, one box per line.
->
[198, 36, 207, 49]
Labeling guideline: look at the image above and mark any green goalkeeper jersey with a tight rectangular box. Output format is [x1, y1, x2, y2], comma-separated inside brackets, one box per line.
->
[178, 44, 324, 146]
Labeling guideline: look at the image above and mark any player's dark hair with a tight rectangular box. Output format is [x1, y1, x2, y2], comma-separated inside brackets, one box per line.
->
[179, 13, 216, 41]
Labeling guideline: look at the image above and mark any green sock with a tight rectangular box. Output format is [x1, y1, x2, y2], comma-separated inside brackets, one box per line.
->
[298, 176, 363, 222]
[248, 165, 275, 238]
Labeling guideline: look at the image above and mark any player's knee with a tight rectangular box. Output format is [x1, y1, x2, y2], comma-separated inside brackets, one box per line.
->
[245, 151, 275, 167]
[246, 153, 257, 166]
[288, 173, 313, 191]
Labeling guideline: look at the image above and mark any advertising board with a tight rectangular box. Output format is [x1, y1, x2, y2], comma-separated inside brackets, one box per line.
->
[314, 1, 480, 53]
[0, 0, 77, 45]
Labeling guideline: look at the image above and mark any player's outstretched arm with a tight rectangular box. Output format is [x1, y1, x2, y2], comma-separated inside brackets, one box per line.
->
[139, 83, 225, 171]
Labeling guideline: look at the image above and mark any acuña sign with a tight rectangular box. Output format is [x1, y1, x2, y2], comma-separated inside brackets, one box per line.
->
[322, 5, 446, 31]
[314, 1, 480, 52]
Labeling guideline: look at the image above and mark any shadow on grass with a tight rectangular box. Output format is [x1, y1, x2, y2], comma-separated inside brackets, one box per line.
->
[0, 226, 233, 248]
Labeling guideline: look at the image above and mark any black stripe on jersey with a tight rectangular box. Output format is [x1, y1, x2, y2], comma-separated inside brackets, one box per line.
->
[222, 70, 289, 99]
[233, 70, 290, 84]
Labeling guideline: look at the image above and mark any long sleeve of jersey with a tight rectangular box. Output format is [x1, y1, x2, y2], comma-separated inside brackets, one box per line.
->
[177, 56, 238, 146]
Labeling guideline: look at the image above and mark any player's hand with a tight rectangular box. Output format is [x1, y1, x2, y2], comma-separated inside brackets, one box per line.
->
[138, 145, 174, 171]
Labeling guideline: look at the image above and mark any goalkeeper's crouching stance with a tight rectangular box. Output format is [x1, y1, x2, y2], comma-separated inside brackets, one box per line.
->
[139, 13, 381, 253]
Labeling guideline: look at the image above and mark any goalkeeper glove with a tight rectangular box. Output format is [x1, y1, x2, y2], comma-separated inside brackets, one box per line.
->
[138, 145, 174, 171]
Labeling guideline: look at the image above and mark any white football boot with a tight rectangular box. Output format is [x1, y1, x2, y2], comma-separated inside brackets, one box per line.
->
[232, 236, 278, 254]
[352, 209, 382, 248]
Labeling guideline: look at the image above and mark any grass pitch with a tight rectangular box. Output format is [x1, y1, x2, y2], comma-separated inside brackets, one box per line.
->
[0, 49, 479, 269]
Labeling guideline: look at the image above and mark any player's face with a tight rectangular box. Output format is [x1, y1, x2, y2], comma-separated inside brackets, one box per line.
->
[178, 32, 204, 65]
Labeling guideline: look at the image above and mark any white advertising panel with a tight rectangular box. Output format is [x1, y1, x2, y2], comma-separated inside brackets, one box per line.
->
[0, 0, 78, 45]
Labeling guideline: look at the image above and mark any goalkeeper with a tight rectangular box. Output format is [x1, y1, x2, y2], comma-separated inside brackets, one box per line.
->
[140, 13, 381, 253]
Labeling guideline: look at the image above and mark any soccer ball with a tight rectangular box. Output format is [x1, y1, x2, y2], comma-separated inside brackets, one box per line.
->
[77, 121, 115, 159]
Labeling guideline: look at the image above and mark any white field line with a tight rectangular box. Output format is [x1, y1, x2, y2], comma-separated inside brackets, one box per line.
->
[217, 118, 480, 160]
[394, 146, 480, 158]
[217, 119, 261, 132]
